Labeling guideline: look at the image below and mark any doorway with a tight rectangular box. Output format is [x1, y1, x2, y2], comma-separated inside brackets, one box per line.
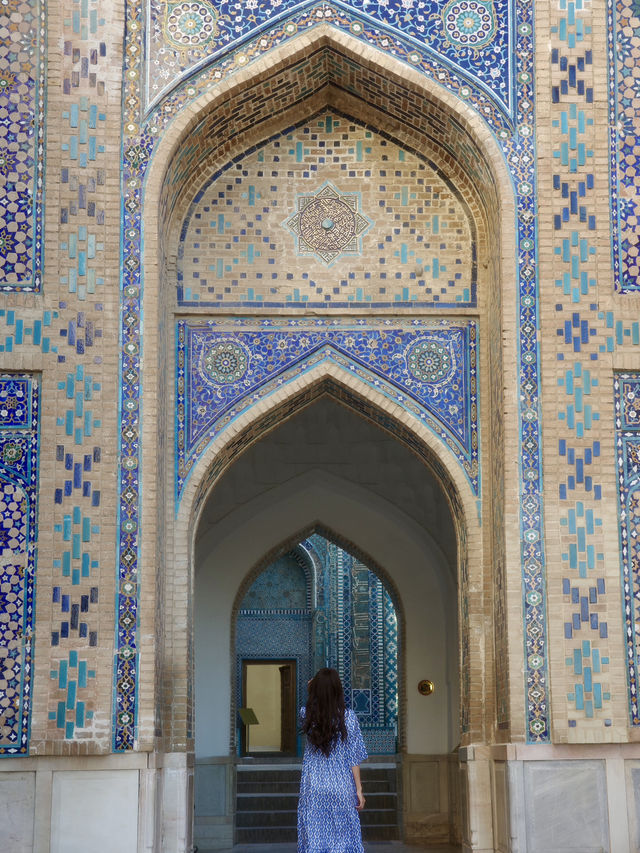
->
[241, 659, 297, 755]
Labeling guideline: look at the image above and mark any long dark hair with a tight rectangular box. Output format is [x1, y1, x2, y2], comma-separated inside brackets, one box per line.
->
[302, 668, 348, 758]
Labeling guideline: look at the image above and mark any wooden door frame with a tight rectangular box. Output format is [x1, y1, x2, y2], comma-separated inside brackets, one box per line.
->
[240, 658, 298, 756]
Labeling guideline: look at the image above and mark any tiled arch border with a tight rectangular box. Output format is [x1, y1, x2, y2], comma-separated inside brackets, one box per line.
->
[119, 23, 548, 750]
[228, 522, 409, 755]
[171, 365, 480, 750]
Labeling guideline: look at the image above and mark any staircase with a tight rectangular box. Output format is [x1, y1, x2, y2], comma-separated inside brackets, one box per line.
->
[235, 760, 400, 843]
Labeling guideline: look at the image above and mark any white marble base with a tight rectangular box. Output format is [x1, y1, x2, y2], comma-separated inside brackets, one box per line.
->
[50, 769, 139, 853]
[0, 771, 35, 853]
[0, 745, 638, 852]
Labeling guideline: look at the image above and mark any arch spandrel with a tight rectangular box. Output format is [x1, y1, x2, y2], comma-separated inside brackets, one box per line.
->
[143, 0, 515, 120]
[176, 318, 479, 504]
[179, 365, 479, 543]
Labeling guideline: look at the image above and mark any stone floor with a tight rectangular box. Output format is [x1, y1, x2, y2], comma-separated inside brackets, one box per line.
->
[213, 845, 460, 852]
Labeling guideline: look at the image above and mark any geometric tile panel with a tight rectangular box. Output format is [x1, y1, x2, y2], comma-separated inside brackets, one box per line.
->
[0, 375, 39, 754]
[615, 374, 640, 724]
[608, 0, 640, 292]
[0, 0, 46, 291]
[178, 114, 475, 308]
[176, 317, 479, 500]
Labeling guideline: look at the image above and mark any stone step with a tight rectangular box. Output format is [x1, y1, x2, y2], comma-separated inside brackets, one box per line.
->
[236, 792, 398, 811]
[239, 807, 399, 827]
[237, 777, 395, 794]
[235, 824, 400, 843]
[236, 766, 396, 785]
[234, 763, 400, 843]
[237, 780, 301, 794]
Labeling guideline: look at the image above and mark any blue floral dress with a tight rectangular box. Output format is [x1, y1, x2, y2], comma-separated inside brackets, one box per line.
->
[297, 708, 368, 853]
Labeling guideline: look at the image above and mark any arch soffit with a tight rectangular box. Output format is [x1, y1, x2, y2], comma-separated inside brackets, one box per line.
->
[181, 363, 480, 566]
[196, 468, 457, 606]
[143, 26, 514, 251]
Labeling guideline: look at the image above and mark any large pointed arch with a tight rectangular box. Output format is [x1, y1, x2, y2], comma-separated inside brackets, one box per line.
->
[130, 15, 522, 767]
[225, 520, 408, 754]
[169, 368, 482, 753]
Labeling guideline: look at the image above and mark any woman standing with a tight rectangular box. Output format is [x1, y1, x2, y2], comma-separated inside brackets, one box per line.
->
[297, 668, 368, 853]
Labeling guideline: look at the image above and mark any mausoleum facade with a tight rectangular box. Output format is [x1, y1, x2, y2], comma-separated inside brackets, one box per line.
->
[0, 0, 640, 849]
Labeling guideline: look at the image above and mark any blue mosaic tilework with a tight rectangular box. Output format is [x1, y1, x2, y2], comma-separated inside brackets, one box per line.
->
[0, 310, 58, 356]
[0, 0, 46, 291]
[48, 0, 111, 745]
[48, 652, 96, 738]
[383, 589, 398, 722]
[361, 727, 397, 753]
[0, 375, 39, 755]
[549, 0, 613, 730]
[51, 586, 99, 647]
[51, 352, 104, 738]
[240, 553, 307, 609]
[176, 317, 478, 500]
[608, 0, 640, 292]
[178, 113, 476, 308]
[146, 0, 514, 117]
[58, 0, 110, 300]
[615, 374, 640, 723]
[236, 534, 398, 752]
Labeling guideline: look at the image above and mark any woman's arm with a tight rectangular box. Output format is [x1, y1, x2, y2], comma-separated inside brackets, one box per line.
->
[351, 764, 365, 811]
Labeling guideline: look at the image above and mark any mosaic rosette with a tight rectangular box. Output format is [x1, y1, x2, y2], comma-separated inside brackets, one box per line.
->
[164, 0, 219, 50]
[176, 318, 478, 501]
[0, 375, 39, 755]
[0, 0, 46, 291]
[200, 341, 250, 384]
[442, 0, 497, 49]
[615, 374, 640, 723]
[283, 183, 373, 265]
[406, 339, 455, 385]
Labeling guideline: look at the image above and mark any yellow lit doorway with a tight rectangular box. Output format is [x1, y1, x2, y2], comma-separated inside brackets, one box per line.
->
[241, 659, 297, 756]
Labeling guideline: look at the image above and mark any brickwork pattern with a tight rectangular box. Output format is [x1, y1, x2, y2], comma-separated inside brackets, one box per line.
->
[178, 112, 475, 308]
[538, 0, 638, 740]
[0, 0, 122, 756]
